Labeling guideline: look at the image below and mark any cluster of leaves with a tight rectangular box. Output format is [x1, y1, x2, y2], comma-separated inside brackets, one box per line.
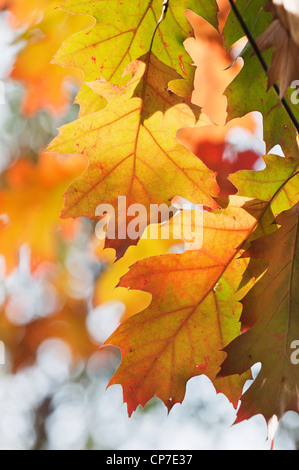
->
[1, 0, 298, 443]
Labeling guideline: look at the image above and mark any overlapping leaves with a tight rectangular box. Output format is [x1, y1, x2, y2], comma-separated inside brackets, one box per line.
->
[220, 203, 299, 424]
[106, 198, 258, 415]
[48, 53, 220, 257]
[56, 0, 219, 100]
[35, 0, 299, 435]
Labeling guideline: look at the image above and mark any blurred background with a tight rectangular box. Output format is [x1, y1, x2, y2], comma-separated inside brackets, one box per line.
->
[0, 0, 298, 450]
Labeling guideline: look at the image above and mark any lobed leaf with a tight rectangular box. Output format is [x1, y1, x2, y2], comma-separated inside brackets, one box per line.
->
[220, 203, 299, 425]
[105, 198, 263, 415]
[47, 54, 220, 257]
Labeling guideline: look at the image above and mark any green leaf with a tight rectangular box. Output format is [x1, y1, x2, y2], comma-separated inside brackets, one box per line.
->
[223, 1, 299, 159]
[56, 0, 219, 100]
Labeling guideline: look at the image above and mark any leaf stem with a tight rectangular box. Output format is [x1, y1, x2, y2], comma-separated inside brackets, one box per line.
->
[142, 1, 169, 102]
[228, 0, 299, 134]
[150, 0, 170, 53]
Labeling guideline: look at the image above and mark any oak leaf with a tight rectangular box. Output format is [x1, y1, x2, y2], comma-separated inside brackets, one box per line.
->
[105, 198, 263, 416]
[219, 203, 299, 426]
[230, 154, 299, 220]
[256, 0, 299, 98]
[184, 8, 243, 126]
[55, 0, 219, 103]
[93, 226, 183, 322]
[177, 118, 263, 197]
[47, 54, 220, 258]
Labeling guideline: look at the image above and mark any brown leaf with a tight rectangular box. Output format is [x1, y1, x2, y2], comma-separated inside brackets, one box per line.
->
[256, 0, 299, 97]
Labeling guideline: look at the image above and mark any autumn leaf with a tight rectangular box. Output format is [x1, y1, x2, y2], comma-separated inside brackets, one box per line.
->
[104, 198, 264, 416]
[219, 203, 299, 426]
[230, 154, 299, 219]
[256, 0, 299, 98]
[184, 8, 243, 126]
[2, 0, 299, 444]
[222, 0, 272, 51]
[93, 225, 183, 322]
[104, 147, 299, 417]
[173, 6, 264, 197]
[55, 0, 219, 102]
[47, 54, 220, 258]
[177, 117, 263, 197]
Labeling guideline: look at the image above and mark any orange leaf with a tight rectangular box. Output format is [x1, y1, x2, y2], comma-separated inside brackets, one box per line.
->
[105, 197, 261, 415]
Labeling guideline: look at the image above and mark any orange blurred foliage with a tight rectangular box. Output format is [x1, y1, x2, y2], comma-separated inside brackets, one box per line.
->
[1, 0, 92, 114]
[0, 153, 87, 272]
